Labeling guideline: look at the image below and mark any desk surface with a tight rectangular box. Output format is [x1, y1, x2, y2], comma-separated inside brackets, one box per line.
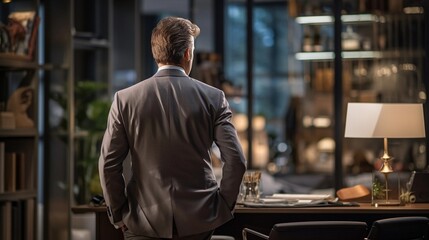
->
[217, 203, 429, 238]
[72, 203, 429, 240]
[72, 205, 111, 213]
[72, 203, 429, 214]
[234, 203, 429, 214]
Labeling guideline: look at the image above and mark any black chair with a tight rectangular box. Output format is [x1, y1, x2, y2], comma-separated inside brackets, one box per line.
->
[242, 221, 368, 240]
[366, 216, 429, 240]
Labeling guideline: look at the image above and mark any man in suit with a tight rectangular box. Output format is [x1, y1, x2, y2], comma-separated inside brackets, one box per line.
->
[99, 16, 247, 240]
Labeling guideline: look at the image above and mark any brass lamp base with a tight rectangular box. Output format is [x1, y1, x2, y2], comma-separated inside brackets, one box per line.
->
[371, 170, 402, 206]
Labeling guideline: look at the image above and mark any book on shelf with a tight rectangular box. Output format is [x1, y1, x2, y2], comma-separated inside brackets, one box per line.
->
[0, 201, 25, 240]
[16, 152, 26, 191]
[0, 200, 29, 240]
[12, 201, 23, 240]
[3, 152, 27, 192]
[0, 142, 4, 193]
[16, 152, 27, 190]
[27, 15, 40, 61]
[4, 152, 16, 192]
[0, 201, 12, 240]
[25, 198, 35, 240]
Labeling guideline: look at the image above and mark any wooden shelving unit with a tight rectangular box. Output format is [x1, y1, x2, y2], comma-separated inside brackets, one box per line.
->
[43, 0, 141, 239]
[0, 1, 40, 239]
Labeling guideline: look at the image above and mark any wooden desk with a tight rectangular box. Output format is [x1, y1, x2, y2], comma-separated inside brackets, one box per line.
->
[72, 203, 429, 240]
[72, 206, 124, 240]
[215, 203, 429, 239]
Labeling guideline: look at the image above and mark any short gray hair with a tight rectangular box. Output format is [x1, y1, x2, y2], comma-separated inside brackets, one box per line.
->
[151, 17, 200, 65]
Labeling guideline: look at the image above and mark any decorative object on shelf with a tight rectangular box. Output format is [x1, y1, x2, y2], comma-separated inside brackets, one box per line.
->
[344, 102, 425, 206]
[302, 26, 313, 52]
[6, 86, 34, 128]
[5, 18, 26, 53]
[0, 22, 10, 52]
[0, 111, 15, 129]
[0, 11, 40, 60]
[0, 2, 41, 240]
[342, 26, 361, 51]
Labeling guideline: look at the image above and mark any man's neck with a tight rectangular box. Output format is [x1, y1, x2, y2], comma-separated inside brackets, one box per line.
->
[157, 65, 186, 74]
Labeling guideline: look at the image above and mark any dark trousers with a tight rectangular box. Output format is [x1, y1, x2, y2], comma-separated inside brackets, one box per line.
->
[124, 230, 214, 240]
[123, 221, 214, 240]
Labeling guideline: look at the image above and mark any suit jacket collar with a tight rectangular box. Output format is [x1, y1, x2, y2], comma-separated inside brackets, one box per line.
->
[154, 68, 189, 78]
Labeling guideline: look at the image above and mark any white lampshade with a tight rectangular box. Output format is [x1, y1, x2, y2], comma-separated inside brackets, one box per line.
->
[345, 103, 426, 138]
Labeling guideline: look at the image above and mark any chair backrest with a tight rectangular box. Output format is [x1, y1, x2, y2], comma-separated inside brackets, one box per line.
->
[268, 221, 368, 240]
[366, 216, 429, 240]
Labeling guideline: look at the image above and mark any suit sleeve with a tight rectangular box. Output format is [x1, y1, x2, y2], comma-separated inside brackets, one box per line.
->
[213, 91, 247, 209]
[98, 92, 129, 225]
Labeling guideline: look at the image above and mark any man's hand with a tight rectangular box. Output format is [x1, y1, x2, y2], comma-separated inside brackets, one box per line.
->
[121, 225, 128, 233]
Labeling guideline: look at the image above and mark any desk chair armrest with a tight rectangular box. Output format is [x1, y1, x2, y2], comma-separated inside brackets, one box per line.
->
[242, 228, 269, 240]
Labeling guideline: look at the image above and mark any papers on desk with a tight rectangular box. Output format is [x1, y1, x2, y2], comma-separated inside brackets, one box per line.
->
[242, 200, 359, 208]
[268, 194, 332, 201]
[241, 194, 360, 208]
[258, 198, 290, 204]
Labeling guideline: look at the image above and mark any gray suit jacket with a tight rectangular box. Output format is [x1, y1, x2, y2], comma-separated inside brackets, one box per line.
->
[99, 69, 246, 238]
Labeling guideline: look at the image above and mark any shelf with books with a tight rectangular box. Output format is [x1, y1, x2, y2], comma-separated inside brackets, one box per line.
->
[1, 198, 36, 240]
[0, 1, 40, 240]
[0, 191, 37, 201]
[43, 0, 142, 238]
[0, 138, 37, 193]
[0, 54, 39, 69]
[0, 84, 38, 240]
[0, 128, 37, 137]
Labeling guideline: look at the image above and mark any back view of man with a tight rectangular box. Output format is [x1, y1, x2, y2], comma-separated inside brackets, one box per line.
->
[99, 16, 247, 240]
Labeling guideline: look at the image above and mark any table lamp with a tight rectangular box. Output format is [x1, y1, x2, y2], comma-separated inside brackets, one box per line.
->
[344, 103, 426, 205]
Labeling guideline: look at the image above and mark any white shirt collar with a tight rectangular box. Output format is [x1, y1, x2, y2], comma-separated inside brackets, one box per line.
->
[157, 65, 186, 74]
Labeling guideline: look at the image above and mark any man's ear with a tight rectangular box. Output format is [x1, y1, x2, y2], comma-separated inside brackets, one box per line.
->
[184, 47, 192, 61]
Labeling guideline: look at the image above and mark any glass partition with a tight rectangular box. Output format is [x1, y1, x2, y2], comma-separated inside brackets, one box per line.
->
[224, 0, 427, 197]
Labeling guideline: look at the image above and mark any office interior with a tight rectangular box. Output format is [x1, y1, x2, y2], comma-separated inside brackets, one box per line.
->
[0, 0, 428, 239]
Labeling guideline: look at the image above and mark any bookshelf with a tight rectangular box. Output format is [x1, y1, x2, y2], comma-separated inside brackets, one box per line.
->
[43, 0, 141, 239]
[0, 1, 40, 239]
